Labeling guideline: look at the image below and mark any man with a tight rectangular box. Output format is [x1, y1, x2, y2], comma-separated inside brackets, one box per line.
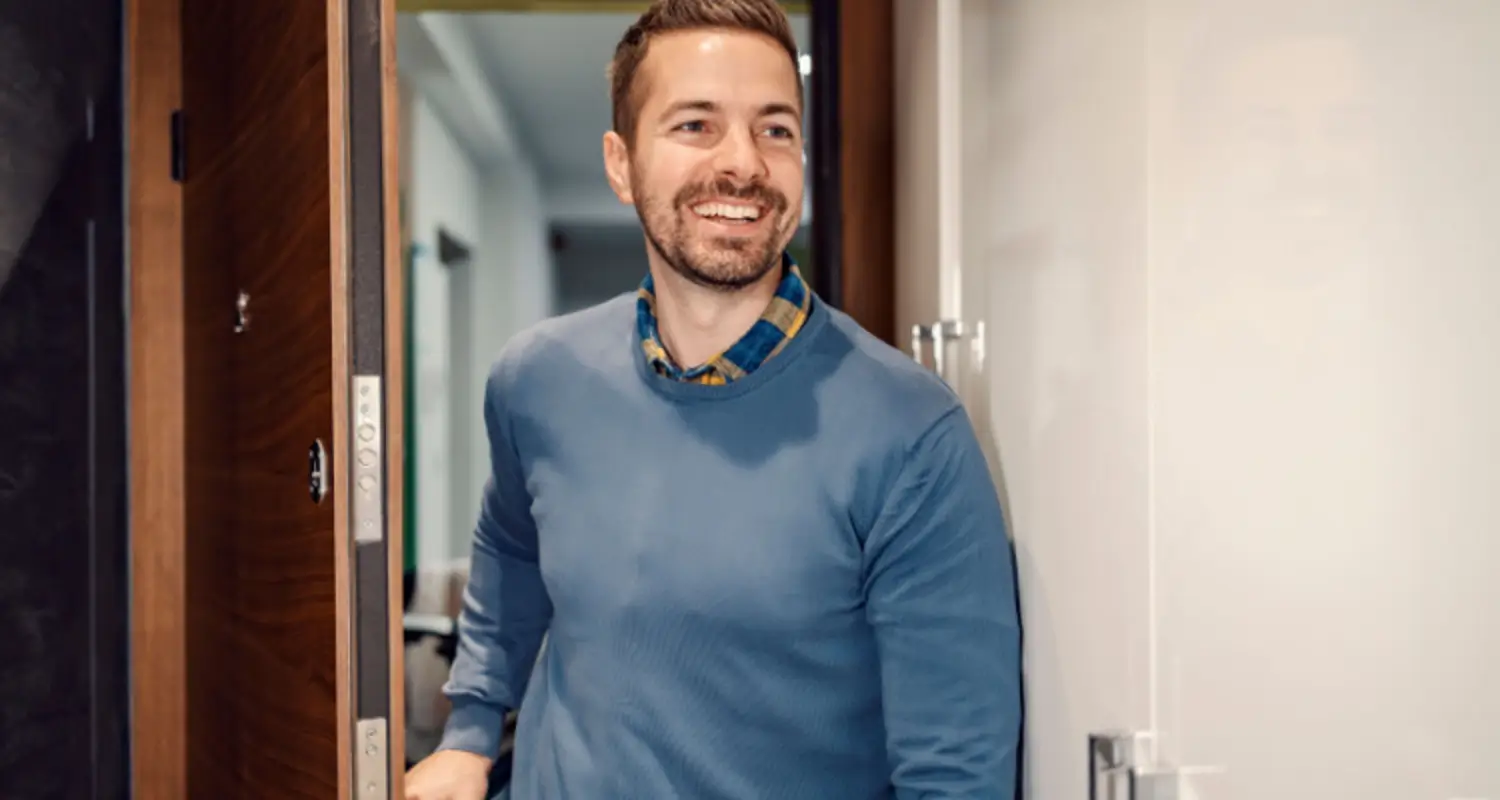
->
[404, 1, 1021, 797]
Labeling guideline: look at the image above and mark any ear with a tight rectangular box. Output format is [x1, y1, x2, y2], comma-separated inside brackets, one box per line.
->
[602, 131, 634, 205]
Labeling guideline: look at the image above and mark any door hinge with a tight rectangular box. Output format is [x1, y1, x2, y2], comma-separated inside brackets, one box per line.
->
[170, 109, 185, 182]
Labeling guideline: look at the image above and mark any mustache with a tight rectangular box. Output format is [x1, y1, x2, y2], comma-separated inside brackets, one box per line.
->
[673, 177, 787, 214]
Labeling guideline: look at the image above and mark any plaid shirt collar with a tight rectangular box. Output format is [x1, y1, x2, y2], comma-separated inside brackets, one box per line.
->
[636, 253, 812, 385]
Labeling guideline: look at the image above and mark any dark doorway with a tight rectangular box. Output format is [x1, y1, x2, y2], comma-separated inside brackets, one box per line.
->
[0, 1, 130, 799]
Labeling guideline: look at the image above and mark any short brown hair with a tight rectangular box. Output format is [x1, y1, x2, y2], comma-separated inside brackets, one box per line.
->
[607, 0, 802, 145]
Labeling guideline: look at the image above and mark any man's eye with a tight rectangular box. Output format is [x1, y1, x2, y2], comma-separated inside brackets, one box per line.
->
[677, 120, 707, 133]
[765, 125, 795, 140]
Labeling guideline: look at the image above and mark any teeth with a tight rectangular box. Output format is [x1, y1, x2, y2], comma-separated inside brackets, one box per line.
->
[693, 202, 760, 220]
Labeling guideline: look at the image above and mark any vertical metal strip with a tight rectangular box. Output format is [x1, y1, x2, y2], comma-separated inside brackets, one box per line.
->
[88, 21, 131, 791]
[809, 0, 843, 307]
[934, 0, 963, 319]
[346, 0, 391, 795]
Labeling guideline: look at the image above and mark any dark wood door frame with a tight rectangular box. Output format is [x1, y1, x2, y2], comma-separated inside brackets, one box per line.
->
[126, 1, 187, 794]
[811, 0, 896, 345]
[126, 0, 406, 795]
[129, 0, 886, 792]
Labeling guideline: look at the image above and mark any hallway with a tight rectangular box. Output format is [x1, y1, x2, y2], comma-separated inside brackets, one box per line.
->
[2, 0, 1498, 797]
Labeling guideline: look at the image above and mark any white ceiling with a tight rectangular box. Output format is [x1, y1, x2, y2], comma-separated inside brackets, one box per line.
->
[398, 11, 813, 228]
[464, 11, 812, 183]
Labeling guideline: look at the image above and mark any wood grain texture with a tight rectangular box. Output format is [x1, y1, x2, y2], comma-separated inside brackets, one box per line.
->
[327, 0, 356, 795]
[381, 0, 409, 788]
[180, 0, 344, 796]
[838, 0, 896, 345]
[126, 0, 187, 795]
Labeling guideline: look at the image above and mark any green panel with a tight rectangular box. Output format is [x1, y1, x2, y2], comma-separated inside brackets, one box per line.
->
[402, 201, 418, 576]
[786, 240, 815, 297]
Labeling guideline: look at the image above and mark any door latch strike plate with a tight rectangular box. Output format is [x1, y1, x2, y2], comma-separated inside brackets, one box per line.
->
[355, 717, 388, 799]
[352, 376, 384, 544]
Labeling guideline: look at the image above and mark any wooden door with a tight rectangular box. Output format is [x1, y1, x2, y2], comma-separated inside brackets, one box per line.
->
[128, 0, 405, 796]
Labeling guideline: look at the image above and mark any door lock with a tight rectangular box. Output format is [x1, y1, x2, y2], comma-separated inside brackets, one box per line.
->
[309, 439, 329, 503]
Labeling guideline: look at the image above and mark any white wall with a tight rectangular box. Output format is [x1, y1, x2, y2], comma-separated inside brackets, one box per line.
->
[407, 92, 471, 577]
[405, 92, 555, 581]
[1140, 4, 1500, 796]
[899, 3, 1155, 798]
[448, 155, 555, 568]
[898, 0, 1500, 797]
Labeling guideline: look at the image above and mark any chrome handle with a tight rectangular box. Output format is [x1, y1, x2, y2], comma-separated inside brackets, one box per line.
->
[1089, 730, 1147, 800]
[1089, 731, 1224, 800]
[909, 319, 983, 385]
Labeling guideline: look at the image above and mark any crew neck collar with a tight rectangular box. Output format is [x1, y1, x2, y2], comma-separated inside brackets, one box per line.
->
[631, 293, 830, 403]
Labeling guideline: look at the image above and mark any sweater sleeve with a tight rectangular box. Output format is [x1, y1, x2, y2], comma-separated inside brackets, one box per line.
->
[438, 361, 553, 759]
[863, 406, 1023, 799]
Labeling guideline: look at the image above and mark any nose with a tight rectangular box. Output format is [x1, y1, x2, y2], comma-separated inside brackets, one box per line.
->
[711, 125, 767, 184]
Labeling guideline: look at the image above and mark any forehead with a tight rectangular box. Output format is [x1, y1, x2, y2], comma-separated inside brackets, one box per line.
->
[637, 28, 801, 113]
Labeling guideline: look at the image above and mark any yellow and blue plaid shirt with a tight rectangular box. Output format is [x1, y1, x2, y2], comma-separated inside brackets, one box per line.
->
[637, 254, 812, 385]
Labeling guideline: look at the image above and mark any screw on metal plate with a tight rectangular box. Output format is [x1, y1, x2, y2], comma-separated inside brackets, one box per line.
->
[356, 717, 389, 798]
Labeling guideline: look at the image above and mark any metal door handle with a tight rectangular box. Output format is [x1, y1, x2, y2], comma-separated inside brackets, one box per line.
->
[1089, 730, 1147, 800]
[910, 319, 983, 384]
[1089, 731, 1224, 800]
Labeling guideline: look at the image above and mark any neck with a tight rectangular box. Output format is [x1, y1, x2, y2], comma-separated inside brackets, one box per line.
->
[648, 256, 781, 370]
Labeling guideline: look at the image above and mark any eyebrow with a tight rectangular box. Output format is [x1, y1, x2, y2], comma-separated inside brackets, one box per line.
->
[760, 102, 801, 121]
[661, 99, 802, 122]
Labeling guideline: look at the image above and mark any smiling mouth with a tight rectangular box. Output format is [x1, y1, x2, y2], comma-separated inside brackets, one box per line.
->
[690, 201, 763, 225]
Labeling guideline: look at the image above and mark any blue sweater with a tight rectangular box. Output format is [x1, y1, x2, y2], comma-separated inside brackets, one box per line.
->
[440, 294, 1021, 799]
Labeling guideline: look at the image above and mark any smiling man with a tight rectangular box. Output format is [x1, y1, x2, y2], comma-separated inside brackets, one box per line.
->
[403, 2, 1021, 799]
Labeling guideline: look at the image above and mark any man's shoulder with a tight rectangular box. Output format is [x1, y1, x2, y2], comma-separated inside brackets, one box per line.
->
[815, 305, 964, 436]
[486, 292, 636, 394]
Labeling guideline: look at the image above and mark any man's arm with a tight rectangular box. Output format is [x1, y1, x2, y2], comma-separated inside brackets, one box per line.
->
[864, 406, 1022, 799]
[437, 363, 553, 759]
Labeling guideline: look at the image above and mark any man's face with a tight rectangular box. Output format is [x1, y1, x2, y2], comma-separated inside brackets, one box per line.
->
[603, 29, 805, 291]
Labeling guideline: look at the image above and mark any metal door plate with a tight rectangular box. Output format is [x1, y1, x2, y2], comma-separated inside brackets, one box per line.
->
[355, 716, 388, 799]
[352, 376, 383, 543]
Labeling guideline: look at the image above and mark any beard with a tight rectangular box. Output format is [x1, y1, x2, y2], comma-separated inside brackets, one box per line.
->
[633, 171, 793, 292]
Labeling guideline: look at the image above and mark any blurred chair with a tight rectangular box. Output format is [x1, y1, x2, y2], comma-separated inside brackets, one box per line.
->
[402, 566, 516, 792]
